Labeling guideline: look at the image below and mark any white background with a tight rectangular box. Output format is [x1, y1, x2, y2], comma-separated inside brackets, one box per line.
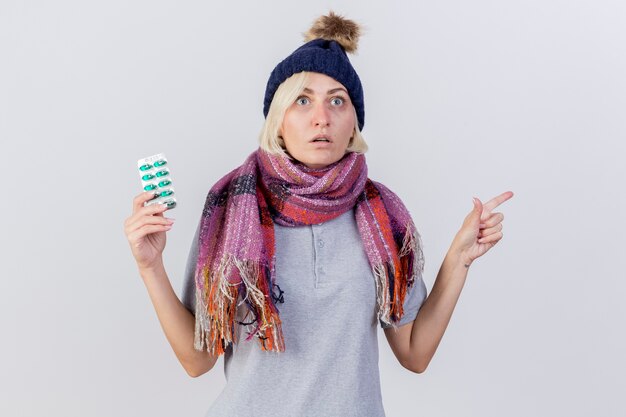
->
[1, 1, 625, 416]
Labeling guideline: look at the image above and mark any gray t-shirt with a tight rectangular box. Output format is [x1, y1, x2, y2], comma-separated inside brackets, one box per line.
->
[182, 208, 427, 417]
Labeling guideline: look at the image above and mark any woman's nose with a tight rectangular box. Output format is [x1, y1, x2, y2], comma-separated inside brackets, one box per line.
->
[312, 103, 330, 127]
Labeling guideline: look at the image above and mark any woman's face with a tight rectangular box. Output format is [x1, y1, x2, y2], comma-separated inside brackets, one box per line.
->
[280, 72, 355, 169]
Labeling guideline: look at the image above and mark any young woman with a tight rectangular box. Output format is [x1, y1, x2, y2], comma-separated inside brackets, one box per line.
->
[124, 12, 513, 417]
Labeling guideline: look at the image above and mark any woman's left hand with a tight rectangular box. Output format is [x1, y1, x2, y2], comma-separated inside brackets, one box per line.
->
[451, 191, 514, 266]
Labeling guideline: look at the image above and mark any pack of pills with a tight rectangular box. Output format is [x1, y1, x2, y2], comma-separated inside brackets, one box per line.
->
[137, 152, 177, 210]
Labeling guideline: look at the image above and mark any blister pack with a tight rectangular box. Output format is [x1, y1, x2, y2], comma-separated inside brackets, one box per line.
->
[137, 152, 177, 210]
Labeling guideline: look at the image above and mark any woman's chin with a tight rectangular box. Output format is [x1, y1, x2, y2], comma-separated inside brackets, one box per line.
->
[301, 155, 343, 169]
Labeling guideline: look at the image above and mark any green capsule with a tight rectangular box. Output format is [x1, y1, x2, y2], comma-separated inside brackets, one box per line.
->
[139, 164, 153, 171]
[154, 159, 167, 167]
[158, 180, 171, 187]
[142, 174, 155, 181]
[155, 170, 169, 177]
[162, 200, 176, 209]
[143, 184, 157, 191]
[159, 190, 174, 197]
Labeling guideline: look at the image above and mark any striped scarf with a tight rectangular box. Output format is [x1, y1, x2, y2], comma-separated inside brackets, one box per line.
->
[193, 149, 424, 355]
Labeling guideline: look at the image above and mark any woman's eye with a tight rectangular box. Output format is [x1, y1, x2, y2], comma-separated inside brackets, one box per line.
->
[296, 97, 310, 105]
[330, 97, 345, 106]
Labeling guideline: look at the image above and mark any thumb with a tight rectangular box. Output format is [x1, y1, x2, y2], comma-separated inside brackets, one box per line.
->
[467, 197, 483, 225]
[472, 197, 483, 212]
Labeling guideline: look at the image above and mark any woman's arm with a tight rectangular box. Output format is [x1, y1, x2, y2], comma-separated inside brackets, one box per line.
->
[385, 192, 513, 373]
[384, 248, 468, 373]
[139, 259, 218, 377]
[124, 192, 217, 377]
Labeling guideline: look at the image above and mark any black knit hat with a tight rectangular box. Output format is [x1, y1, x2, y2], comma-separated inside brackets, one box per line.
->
[262, 12, 365, 131]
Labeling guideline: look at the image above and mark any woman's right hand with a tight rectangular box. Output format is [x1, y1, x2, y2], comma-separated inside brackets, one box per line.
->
[124, 191, 175, 270]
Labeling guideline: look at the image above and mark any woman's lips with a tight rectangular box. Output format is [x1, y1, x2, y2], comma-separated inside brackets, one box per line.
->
[310, 141, 333, 148]
[310, 134, 332, 143]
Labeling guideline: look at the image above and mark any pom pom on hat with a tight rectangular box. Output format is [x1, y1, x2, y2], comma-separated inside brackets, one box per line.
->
[263, 11, 365, 130]
[303, 11, 361, 54]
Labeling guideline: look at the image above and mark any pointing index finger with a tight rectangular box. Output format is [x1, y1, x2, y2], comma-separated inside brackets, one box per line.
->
[483, 191, 514, 213]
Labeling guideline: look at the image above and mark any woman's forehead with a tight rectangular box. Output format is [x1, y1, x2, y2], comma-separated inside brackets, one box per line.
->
[303, 72, 348, 93]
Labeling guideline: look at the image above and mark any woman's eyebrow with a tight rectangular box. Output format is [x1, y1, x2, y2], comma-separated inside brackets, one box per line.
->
[328, 88, 349, 95]
[302, 87, 349, 95]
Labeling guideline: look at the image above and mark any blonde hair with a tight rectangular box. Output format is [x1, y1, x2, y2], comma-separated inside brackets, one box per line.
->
[259, 71, 368, 157]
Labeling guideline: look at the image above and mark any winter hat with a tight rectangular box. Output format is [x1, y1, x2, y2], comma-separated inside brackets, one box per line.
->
[263, 11, 365, 130]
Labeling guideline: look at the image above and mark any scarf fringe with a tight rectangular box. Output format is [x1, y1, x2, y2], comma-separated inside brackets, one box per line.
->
[194, 255, 285, 356]
[376, 226, 425, 329]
